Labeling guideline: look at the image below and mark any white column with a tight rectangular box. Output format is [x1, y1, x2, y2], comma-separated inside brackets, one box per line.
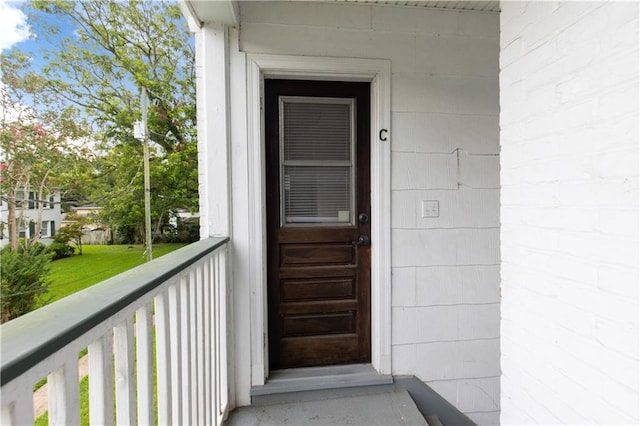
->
[195, 23, 231, 238]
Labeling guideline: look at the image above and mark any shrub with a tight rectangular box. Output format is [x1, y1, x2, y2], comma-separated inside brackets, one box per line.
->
[52, 228, 71, 244]
[160, 218, 199, 243]
[48, 242, 76, 260]
[54, 215, 89, 255]
[24, 241, 49, 257]
[0, 247, 52, 323]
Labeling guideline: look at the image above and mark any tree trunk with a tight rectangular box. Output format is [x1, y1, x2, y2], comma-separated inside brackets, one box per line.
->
[29, 172, 51, 247]
[8, 190, 17, 251]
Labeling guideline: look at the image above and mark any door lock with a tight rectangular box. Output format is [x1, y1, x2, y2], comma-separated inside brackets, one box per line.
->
[358, 213, 369, 224]
[353, 235, 371, 247]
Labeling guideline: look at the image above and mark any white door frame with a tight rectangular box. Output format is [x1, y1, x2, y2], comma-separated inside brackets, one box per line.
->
[246, 54, 391, 386]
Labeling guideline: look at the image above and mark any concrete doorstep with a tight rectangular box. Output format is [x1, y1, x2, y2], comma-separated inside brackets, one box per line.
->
[225, 390, 428, 426]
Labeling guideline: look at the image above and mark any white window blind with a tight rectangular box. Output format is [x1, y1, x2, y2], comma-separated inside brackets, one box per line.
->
[280, 97, 355, 225]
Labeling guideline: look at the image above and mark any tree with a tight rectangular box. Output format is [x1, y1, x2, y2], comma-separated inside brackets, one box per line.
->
[54, 211, 90, 255]
[29, 0, 196, 153]
[0, 51, 92, 251]
[91, 140, 198, 244]
[26, 0, 199, 241]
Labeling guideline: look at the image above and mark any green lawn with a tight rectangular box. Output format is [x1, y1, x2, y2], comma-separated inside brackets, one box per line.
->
[43, 243, 187, 305]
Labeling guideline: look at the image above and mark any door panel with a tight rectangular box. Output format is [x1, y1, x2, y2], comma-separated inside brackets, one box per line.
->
[280, 278, 355, 301]
[280, 243, 355, 266]
[266, 79, 371, 370]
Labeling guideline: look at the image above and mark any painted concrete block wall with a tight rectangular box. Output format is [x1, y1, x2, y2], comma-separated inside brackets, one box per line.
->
[239, 3, 500, 423]
[500, 2, 639, 424]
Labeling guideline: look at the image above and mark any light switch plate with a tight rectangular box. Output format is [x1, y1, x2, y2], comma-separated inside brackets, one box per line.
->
[422, 200, 439, 218]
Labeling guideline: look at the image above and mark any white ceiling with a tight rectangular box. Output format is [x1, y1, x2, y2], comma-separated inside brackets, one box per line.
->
[333, 0, 500, 13]
[181, 0, 500, 28]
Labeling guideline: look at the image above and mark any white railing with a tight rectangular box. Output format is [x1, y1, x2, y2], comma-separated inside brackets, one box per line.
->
[0, 237, 233, 425]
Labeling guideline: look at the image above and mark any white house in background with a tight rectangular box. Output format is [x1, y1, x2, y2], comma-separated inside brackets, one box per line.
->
[179, 1, 638, 424]
[0, 190, 62, 247]
[168, 208, 200, 228]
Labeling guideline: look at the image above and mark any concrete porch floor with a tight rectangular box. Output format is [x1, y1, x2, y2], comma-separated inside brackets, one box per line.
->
[225, 389, 429, 426]
[225, 365, 472, 426]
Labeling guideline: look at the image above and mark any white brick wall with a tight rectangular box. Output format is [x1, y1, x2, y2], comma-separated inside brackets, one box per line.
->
[500, 1, 639, 424]
[239, 2, 500, 422]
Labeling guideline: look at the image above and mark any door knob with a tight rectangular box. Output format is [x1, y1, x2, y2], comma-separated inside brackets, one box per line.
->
[353, 235, 371, 247]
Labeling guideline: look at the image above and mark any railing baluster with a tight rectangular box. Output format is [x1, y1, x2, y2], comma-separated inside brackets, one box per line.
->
[203, 257, 213, 425]
[196, 264, 206, 423]
[180, 276, 192, 425]
[219, 248, 229, 421]
[0, 400, 14, 425]
[217, 251, 224, 421]
[155, 290, 172, 425]
[222, 247, 234, 414]
[114, 317, 136, 425]
[2, 387, 33, 425]
[212, 253, 220, 422]
[48, 359, 80, 425]
[168, 281, 183, 422]
[135, 303, 154, 426]
[89, 331, 114, 425]
[188, 269, 199, 423]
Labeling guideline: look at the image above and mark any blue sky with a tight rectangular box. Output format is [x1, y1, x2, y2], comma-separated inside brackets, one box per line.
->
[1, 0, 76, 71]
[1, 0, 105, 143]
[0, 0, 31, 52]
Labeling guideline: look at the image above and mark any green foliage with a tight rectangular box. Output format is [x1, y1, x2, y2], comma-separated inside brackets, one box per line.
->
[47, 242, 76, 260]
[28, 0, 196, 153]
[23, 0, 199, 242]
[19, 241, 48, 256]
[0, 246, 51, 323]
[160, 217, 199, 244]
[52, 228, 75, 244]
[92, 142, 198, 244]
[54, 212, 90, 254]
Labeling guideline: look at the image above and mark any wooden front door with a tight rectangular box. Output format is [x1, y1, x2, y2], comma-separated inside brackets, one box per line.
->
[266, 79, 371, 370]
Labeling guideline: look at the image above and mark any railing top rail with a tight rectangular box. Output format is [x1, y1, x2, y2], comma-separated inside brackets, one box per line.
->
[0, 236, 230, 386]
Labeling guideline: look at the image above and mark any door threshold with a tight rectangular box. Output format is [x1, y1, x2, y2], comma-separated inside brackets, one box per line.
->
[250, 364, 392, 397]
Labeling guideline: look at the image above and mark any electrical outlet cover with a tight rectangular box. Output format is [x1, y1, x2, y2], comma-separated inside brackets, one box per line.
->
[421, 200, 439, 218]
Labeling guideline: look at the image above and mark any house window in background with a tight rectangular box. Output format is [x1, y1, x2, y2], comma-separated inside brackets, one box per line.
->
[41, 221, 55, 238]
[43, 195, 55, 209]
[15, 191, 37, 210]
[18, 221, 27, 238]
[28, 192, 35, 210]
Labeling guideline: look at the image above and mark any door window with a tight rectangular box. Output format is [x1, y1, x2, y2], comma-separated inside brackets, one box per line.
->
[279, 97, 355, 226]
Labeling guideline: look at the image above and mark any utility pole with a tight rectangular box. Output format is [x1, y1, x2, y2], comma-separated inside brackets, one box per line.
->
[135, 87, 153, 262]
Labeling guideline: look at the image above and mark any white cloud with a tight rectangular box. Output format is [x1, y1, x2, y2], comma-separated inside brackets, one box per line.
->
[0, 0, 32, 52]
